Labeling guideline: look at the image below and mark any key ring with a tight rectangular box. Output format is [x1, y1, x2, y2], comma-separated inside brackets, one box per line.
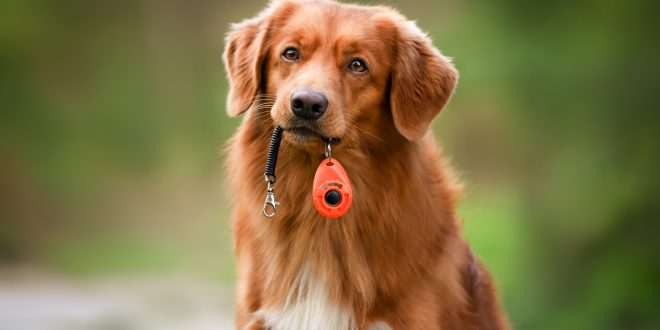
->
[325, 141, 332, 159]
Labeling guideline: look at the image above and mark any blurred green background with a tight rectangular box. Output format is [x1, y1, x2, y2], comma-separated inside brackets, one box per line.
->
[1, 0, 659, 329]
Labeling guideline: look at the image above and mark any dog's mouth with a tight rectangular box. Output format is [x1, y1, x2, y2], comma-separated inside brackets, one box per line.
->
[286, 126, 321, 138]
[283, 124, 340, 145]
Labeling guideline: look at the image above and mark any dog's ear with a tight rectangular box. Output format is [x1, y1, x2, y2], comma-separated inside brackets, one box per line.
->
[389, 20, 458, 140]
[223, 12, 270, 117]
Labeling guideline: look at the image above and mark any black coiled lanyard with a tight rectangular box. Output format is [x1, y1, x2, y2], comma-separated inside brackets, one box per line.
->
[262, 126, 284, 217]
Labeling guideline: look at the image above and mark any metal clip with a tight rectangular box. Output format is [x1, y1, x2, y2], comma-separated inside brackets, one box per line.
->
[325, 141, 332, 159]
[262, 181, 279, 218]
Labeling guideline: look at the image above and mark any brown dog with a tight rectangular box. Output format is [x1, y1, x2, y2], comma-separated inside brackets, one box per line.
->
[223, 0, 508, 329]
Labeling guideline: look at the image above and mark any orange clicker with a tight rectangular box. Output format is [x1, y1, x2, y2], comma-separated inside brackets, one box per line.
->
[312, 157, 352, 218]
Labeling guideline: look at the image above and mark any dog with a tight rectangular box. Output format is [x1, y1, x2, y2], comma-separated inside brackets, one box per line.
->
[223, 0, 509, 329]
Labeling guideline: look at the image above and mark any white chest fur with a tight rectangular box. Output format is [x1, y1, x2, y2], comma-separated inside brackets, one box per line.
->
[255, 267, 356, 330]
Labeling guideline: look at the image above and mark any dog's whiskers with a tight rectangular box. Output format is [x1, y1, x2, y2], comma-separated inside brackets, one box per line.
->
[346, 124, 372, 158]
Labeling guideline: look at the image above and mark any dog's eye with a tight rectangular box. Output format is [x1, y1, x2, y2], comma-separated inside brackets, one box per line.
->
[282, 48, 300, 62]
[348, 59, 368, 74]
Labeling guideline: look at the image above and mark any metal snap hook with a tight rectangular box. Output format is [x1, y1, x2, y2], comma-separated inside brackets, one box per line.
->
[262, 181, 279, 218]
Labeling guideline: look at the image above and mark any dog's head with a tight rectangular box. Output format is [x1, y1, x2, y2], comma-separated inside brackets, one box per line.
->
[224, 0, 457, 146]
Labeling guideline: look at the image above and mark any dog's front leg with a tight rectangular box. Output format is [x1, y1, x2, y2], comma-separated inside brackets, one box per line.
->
[235, 249, 266, 329]
[233, 213, 266, 329]
[240, 319, 267, 330]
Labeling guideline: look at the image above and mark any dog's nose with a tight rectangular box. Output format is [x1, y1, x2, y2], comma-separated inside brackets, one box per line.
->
[290, 88, 328, 120]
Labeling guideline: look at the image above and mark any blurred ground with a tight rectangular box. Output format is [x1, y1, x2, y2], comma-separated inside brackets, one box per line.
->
[0, 267, 234, 330]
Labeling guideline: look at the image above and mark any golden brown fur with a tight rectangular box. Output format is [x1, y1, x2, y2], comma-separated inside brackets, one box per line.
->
[223, 0, 509, 329]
